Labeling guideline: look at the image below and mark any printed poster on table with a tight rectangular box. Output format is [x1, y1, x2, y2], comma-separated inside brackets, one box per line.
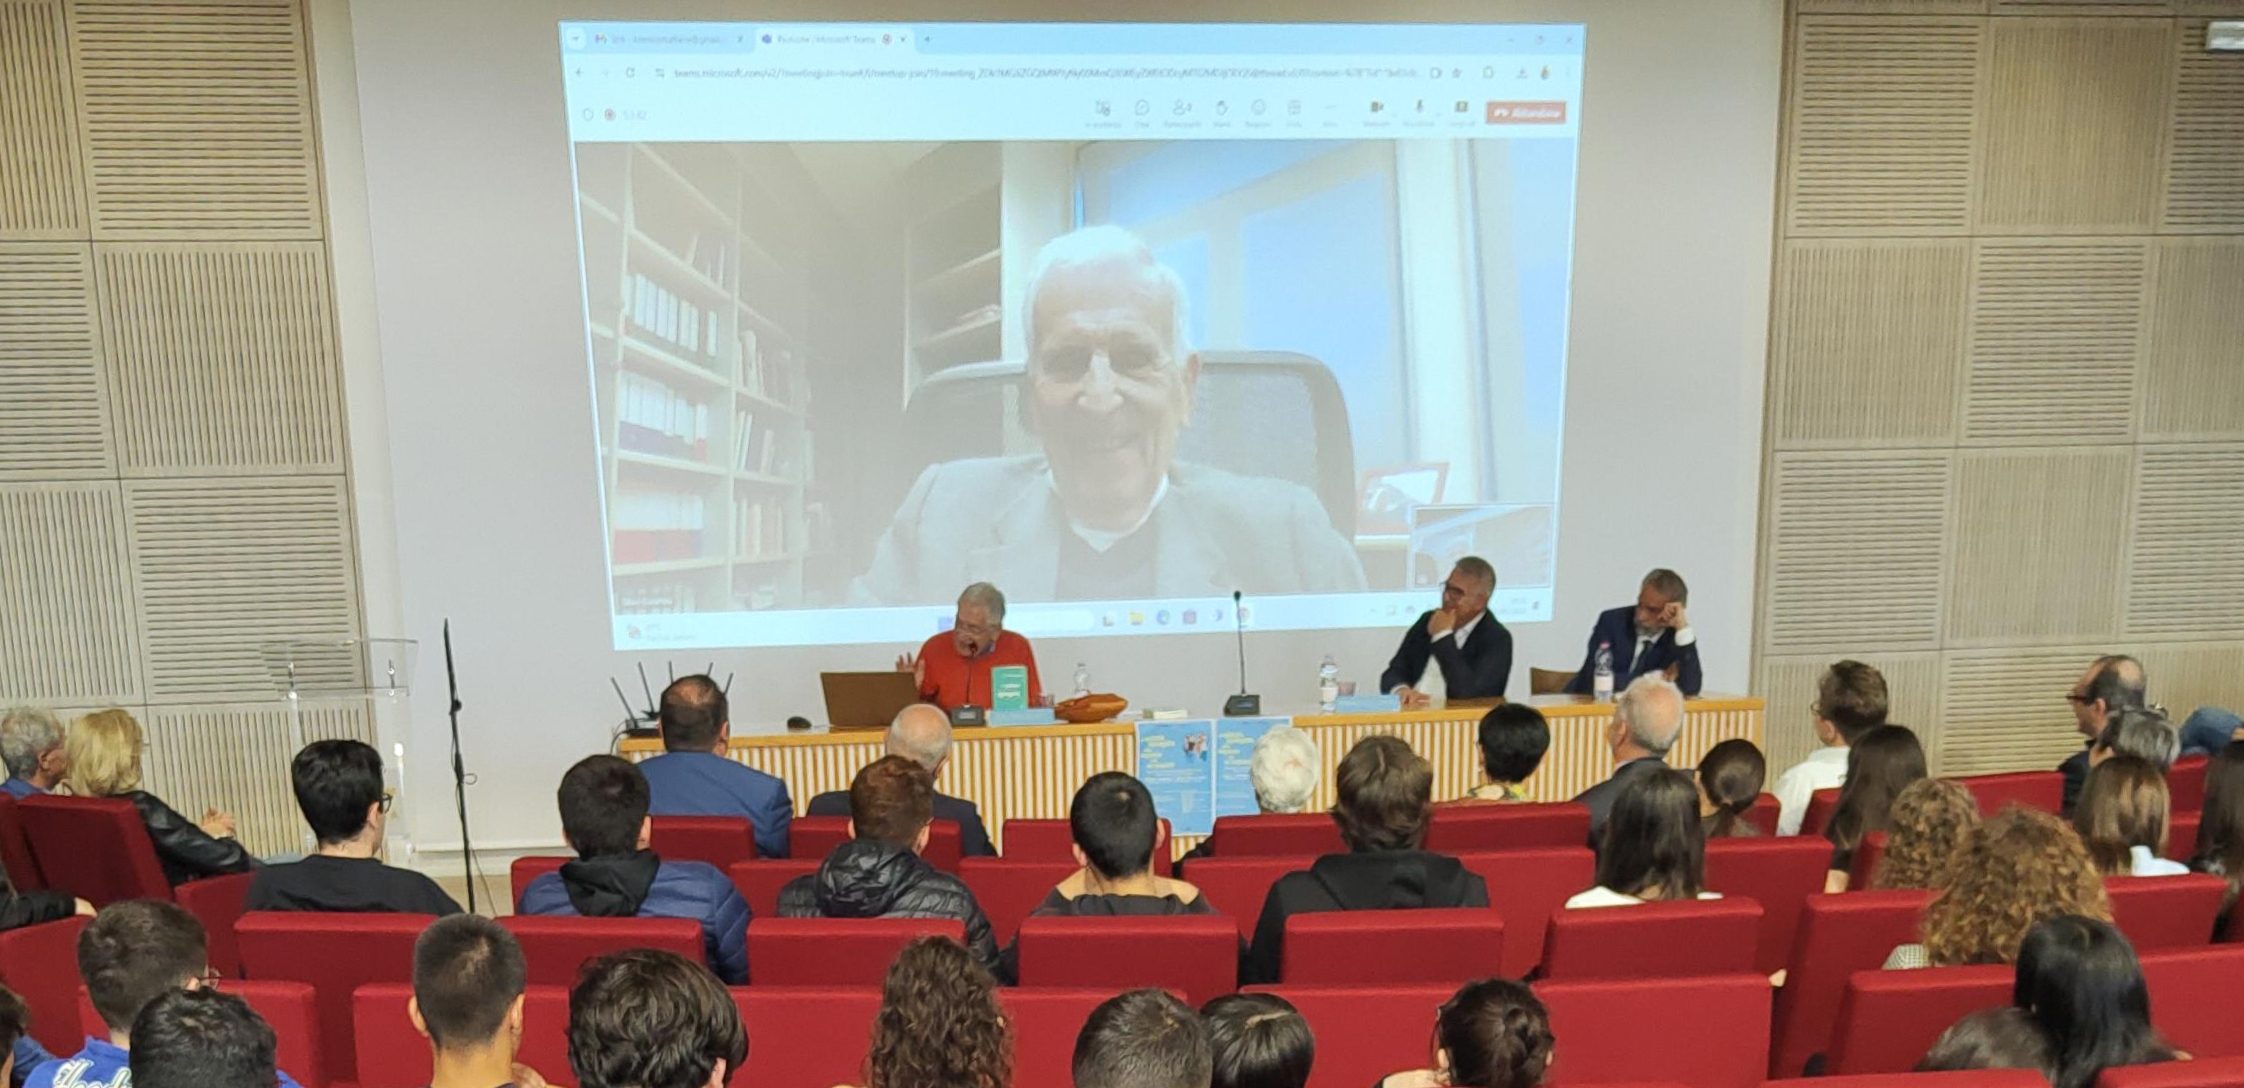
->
[1212, 716, 1292, 819]
[1135, 719, 1216, 837]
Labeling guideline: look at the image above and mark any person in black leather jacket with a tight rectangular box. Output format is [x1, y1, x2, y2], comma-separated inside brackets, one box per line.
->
[66, 710, 256, 885]
[775, 754, 1004, 979]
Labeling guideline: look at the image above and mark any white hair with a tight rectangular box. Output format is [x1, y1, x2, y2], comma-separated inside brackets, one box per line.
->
[1616, 675, 1687, 756]
[957, 582, 1007, 621]
[0, 706, 63, 780]
[887, 703, 954, 771]
[1248, 725, 1321, 814]
[1021, 224, 1192, 364]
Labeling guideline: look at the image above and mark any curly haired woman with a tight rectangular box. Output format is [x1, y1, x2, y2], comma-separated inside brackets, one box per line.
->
[853, 936, 1012, 1088]
[1873, 779, 1981, 891]
[1885, 806, 2111, 969]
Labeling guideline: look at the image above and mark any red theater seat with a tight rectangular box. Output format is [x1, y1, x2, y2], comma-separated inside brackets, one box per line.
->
[735, 986, 880, 1088]
[83, 981, 326, 1088]
[2169, 756, 2210, 814]
[2141, 945, 2244, 1059]
[1002, 989, 1117, 1088]
[1283, 908, 1504, 985]
[1957, 771, 2063, 817]
[1800, 789, 1841, 838]
[1541, 897, 1764, 981]
[649, 815, 759, 867]
[2168, 813, 2200, 864]
[1014, 914, 1238, 1005]
[499, 914, 706, 987]
[1249, 984, 1448, 1088]
[0, 794, 44, 890]
[511, 855, 568, 906]
[1745, 793, 1782, 837]
[2106, 874, 2228, 950]
[746, 916, 963, 986]
[2099, 1056, 2244, 1088]
[1207, 813, 1342, 857]
[1186, 855, 1308, 941]
[1457, 847, 1596, 977]
[1706, 836, 1839, 974]
[352, 983, 572, 1088]
[1823, 966, 2012, 1075]
[1768, 889, 1935, 1078]
[175, 871, 256, 978]
[1851, 832, 1890, 890]
[726, 858, 819, 919]
[794, 816, 963, 872]
[237, 911, 434, 1088]
[0, 916, 87, 1053]
[1424, 803, 1589, 852]
[1537, 973, 1772, 1088]
[1783, 1075, 2050, 1088]
[18, 795, 170, 905]
[1002, 818, 1172, 875]
[958, 857, 1077, 945]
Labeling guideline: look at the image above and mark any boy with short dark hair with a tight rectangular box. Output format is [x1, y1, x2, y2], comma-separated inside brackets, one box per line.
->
[248, 739, 460, 915]
[413, 914, 543, 1088]
[128, 989, 280, 1088]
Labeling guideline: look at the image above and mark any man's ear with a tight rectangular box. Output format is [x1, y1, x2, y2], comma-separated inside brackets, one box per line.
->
[913, 822, 932, 855]
[1071, 844, 1088, 869]
[636, 817, 653, 851]
[408, 996, 430, 1041]
[716, 720, 732, 749]
[703, 1057, 729, 1088]
[506, 992, 526, 1038]
[1179, 351, 1203, 422]
[932, 755, 949, 783]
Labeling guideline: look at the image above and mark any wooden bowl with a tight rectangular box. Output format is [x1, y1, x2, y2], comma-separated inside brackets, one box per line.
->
[1055, 693, 1129, 723]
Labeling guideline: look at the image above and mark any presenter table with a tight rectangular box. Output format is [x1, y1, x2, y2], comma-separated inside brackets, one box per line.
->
[619, 694, 1763, 855]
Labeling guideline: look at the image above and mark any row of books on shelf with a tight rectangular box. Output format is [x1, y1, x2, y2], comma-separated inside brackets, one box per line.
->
[682, 228, 734, 285]
[735, 498, 795, 559]
[617, 373, 709, 462]
[628, 271, 724, 371]
[611, 489, 705, 564]
[731, 411, 803, 477]
[737, 327, 805, 408]
[618, 581, 699, 614]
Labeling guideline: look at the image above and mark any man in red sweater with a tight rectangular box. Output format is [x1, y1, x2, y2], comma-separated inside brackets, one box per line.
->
[897, 582, 1043, 711]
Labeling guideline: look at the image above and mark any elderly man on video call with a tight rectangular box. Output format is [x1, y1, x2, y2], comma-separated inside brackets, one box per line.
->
[853, 224, 1366, 604]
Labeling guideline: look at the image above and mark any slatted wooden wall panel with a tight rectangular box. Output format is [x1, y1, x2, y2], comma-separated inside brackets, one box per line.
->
[1786, 18, 1984, 236]
[2164, 21, 2244, 230]
[1962, 240, 2148, 444]
[2140, 239, 2244, 440]
[2125, 444, 2244, 639]
[0, 0, 86, 238]
[142, 702, 373, 858]
[1769, 241, 1968, 446]
[1761, 453, 1951, 653]
[0, 484, 142, 705]
[0, 243, 112, 478]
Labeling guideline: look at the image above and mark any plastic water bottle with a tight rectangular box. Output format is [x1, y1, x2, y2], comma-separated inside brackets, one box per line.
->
[1072, 662, 1091, 700]
[1318, 655, 1341, 712]
[1593, 642, 1616, 702]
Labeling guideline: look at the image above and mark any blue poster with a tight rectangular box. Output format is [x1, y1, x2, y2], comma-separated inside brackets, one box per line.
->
[1135, 719, 1217, 837]
[1213, 716, 1291, 819]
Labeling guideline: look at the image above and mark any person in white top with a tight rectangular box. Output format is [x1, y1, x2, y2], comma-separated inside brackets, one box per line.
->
[2073, 755, 2190, 877]
[1564, 767, 1724, 909]
[1770, 660, 1889, 836]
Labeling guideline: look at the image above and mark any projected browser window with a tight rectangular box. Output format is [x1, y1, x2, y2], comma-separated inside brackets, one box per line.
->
[559, 22, 1584, 651]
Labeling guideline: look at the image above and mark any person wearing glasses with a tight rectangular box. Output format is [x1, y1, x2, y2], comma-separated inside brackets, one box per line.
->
[2060, 655, 2147, 817]
[245, 739, 460, 915]
[895, 582, 1044, 712]
[1381, 556, 1513, 708]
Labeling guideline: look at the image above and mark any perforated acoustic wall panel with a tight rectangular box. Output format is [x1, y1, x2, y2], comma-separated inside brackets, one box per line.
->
[0, 0, 85, 238]
[0, 243, 112, 478]
[1757, 7, 2244, 774]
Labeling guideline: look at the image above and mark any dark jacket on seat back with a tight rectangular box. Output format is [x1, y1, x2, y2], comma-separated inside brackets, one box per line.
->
[775, 838, 1003, 979]
[1242, 849, 1489, 984]
[516, 850, 751, 985]
[126, 790, 258, 885]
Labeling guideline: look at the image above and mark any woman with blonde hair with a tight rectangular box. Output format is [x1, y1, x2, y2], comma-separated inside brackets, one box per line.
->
[1873, 779, 1981, 891]
[67, 709, 255, 884]
[1885, 806, 2110, 969]
[853, 936, 1011, 1088]
[2073, 756, 2189, 877]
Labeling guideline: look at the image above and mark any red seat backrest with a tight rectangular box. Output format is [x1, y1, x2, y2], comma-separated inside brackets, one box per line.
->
[1851, 832, 1890, 890]
[1424, 803, 1589, 853]
[1000, 987, 1117, 1088]
[175, 872, 256, 978]
[237, 910, 434, 1086]
[1184, 855, 1310, 941]
[18, 795, 170, 905]
[0, 917, 87, 1053]
[1537, 973, 1772, 1088]
[2167, 813, 2200, 864]
[957, 857, 1077, 945]
[1014, 914, 1238, 1006]
[746, 916, 963, 986]
[1541, 898, 1765, 981]
[1456, 847, 1596, 977]
[351, 983, 572, 1088]
[0, 794, 45, 890]
[1769, 889, 1935, 1078]
[1801, 789, 1841, 837]
[649, 816, 759, 867]
[2097, 1055, 2244, 1088]
[1745, 793, 1781, 837]
[1706, 836, 1839, 974]
[1798, 1074, 2050, 1088]
[2141, 945, 2244, 1059]
[1002, 818, 1172, 875]
[499, 914, 706, 987]
[793, 816, 963, 872]
[1283, 908, 1504, 985]
[1208, 813, 1342, 857]
[734, 986, 879, 1088]
[1958, 771, 2063, 817]
[726, 858, 819, 919]
[2168, 756, 2210, 814]
[2106, 874, 2228, 950]
[82, 981, 327, 1088]
[1248, 984, 1449, 1088]
[512, 856, 569, 906]
[1824, 965, 2012, 1075]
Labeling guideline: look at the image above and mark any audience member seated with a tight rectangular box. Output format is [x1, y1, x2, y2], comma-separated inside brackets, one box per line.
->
[2014, 915, 2178, 1088]
[1872, 778, 1980, 891]
[1572, 675, 1687, 845]
[1566, 768, 1722, 908]
[2178, 705, 2242, 758]
[1885, 807, 2111, 969]
[247, 739, 460, 914]
[1697, 738, 1765, 838]
[1450, 704, 1549, 804]
[2188, 741, 2244, 929]
[2063, 656, 2148, 816]
[1242, 736, 1489, 985]
[778, 755, 1003, 978]
[1772, 660, 1888, 835]
[1377, 978, 1554, 1088]
[0, 708, 67, 799]
[1563, 567, 1703, 697]
[517, 755, 750, 985]
[65, 709, 255, 885]
[806, 704, 994, 857]
[1201, 993, 1313, 1088]
[843, 937, 1010, 1088]
[1036, 772, 1211, 919]
[637, 674, 792, 859]
[566, 950, 746, 1088]
[1182, 726, 1319, 864]
[128, 988, 282, 1088]
[2074, 756, 2188, 878]
[2093, 707, 2181, 774]
[1915, 1007, 2053, 1081]
[1824, 724, 1927, 891]
[1073, 989, 1210, 1088]
[412, 914, 542, 1088]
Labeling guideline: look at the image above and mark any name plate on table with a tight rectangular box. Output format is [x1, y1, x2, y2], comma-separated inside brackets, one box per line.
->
[987, 708, 1058, 726]
[989, 665, 1029, 710]
[1332, 693, 1403, 713]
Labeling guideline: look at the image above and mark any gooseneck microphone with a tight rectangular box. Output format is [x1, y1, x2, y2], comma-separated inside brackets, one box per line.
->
[1223, 590, 1261, 716]
[949, 637, 988, 728]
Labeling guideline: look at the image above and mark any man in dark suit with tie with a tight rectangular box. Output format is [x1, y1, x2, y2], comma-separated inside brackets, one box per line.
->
[804, 703, 996, 856]
[1565, 568, 1703, 697]
[1381, 556, 1512, 707]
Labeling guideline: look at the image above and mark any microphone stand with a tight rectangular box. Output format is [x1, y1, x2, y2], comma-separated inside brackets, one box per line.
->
[442, 620, 478, 913]
[1224, 590, 1261, 716]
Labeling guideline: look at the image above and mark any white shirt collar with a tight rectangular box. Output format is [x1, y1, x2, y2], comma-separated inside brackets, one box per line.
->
[1056, 473, 1172, 553]
[1808, 745, 1851, 765]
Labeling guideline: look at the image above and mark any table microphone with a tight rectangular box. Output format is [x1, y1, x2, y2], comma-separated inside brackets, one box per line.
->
[950, 639, 988, 728]
[1223, 589, 1261, 716]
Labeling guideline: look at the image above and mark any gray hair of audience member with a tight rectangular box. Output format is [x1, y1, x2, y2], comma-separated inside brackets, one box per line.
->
[2096, 707, 2180, 771]
[887, 703, 955, 772]
[2084, 655, 2147, 714]
[1248, 726, 1321, 814]
[1642, 567, 1689, 606]
[0, 707, 63, 780]
[958, 582, 1007, 622]
[1617, 674, 1687, 756]
[1023, 224, 1194, 363]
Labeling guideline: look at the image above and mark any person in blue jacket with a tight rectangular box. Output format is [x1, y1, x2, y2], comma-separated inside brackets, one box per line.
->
[1565, 568, 1704, 697]
[638, 675, 792, 859]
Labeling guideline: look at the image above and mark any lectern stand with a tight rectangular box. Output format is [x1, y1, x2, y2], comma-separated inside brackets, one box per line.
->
[261, 638, 418, 859]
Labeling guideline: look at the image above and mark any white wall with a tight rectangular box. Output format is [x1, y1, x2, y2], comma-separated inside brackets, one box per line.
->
[323, 0, 1781, 861]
